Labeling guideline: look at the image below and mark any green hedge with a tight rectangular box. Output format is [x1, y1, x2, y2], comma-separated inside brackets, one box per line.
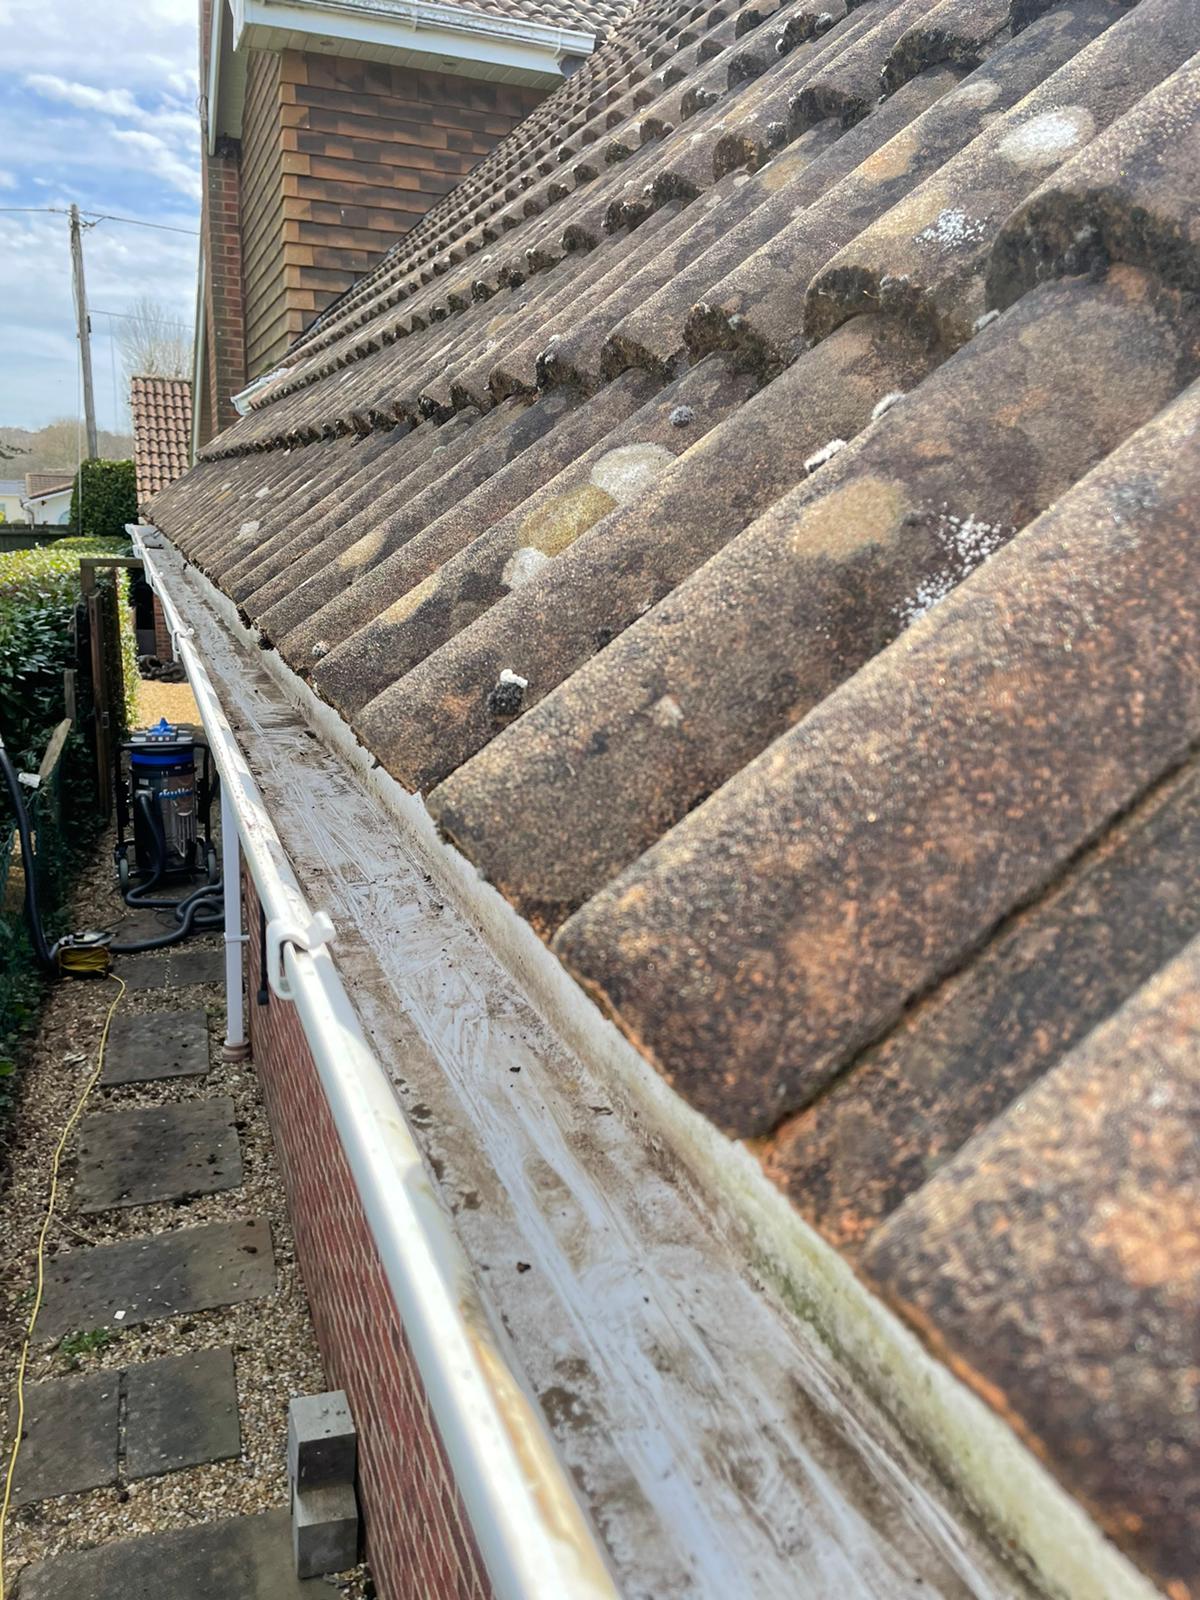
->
[71, 458, 138, 540]
[0, 536, 140, 1084]
[0, 537, 137, 767]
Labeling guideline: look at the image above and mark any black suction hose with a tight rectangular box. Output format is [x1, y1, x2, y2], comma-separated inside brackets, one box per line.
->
[0, 732, 55, 974]
[109, 791, 224, 954]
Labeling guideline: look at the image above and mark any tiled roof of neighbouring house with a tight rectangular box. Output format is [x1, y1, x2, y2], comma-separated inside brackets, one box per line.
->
[130, 376, 192, 505]
[23, 473, 73, 498]
[147, 2, 1200, 1592]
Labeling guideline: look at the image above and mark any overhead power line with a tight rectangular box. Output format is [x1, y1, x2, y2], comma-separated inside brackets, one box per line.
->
[0, 206, 198, 236]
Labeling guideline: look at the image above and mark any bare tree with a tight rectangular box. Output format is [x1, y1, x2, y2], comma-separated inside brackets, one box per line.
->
[115, 296, 192, 383]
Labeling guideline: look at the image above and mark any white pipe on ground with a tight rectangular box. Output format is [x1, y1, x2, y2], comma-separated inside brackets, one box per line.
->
[131, 526, 619, 1600]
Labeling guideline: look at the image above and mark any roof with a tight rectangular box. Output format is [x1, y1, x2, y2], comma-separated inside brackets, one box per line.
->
[23, 473, 72, 499]
[148, 0, 1200, 1592]
[453, 0, 633, 34]
[130, 376, 192, 505]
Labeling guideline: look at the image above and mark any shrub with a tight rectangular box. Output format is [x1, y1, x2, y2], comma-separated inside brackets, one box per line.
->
[0, 536, 139, 1090]
[70, 459, 138, 540]
[0, 537, 137, 767]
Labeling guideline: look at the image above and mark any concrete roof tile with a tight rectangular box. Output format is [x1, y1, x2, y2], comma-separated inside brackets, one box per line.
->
[145, 0, 1200, 1579]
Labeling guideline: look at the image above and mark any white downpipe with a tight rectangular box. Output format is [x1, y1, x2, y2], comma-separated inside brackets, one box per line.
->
[221, 781, 249, 1059]
[131, 528, 619, 1600]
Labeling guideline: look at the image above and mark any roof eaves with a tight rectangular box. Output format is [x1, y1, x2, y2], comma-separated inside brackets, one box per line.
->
[233, 0, 594, 78]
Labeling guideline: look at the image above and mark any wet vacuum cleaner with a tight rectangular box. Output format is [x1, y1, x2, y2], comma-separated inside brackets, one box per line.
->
[116, 717, 218, 891]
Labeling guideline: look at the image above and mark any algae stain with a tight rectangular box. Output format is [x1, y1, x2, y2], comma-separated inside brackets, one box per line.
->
[517, 482, 617, 556]
[380, 571, 439, 625]
[792, 475, 909, 559]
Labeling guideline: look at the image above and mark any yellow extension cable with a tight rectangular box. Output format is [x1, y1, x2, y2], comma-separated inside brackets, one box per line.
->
[0, 971, 126, 1600]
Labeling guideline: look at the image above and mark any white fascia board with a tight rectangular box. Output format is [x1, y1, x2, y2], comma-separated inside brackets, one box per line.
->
[233, 0, 592, 78]
[206, 0, 222, 154]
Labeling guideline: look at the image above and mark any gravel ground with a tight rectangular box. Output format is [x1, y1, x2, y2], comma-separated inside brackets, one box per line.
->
[0, 828, 372, 1596]
[135, 680, 200, 727]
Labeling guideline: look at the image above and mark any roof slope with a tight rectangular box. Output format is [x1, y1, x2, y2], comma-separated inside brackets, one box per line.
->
[23, 472, 72, 498]
[452, 0, 635, 34]
[149, 0, 1200, 1591]
[130, 376, 192, 506]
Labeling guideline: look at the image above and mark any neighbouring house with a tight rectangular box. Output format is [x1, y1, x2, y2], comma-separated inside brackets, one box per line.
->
[0, 480, 24, 523]
[21, 474, 73, 526]
[194, 0, 626, 449]
[143, 3, 1200, 1600]
[130, 375, 193, 660]
[130, 375, 193, 509]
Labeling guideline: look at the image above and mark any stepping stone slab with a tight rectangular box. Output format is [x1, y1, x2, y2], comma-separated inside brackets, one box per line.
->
[19, 1508, 328, 1598]
[113, 952, 172, 992]
[39, 1218, 274, 1342]
[76, 1097, 242, 1213]
[101, 1008, 210, 1085]
[115, 907, 180, 943]
[125, 1347, 240, 1480]
[115, 947, 224, 991]
[170, 948, 226, 988]
[9, 1371, 119, 1506]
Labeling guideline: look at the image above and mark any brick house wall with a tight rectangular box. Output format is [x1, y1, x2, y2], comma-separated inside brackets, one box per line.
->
[201, 133, 247, 439]
[243, 871, 492, 1600]
[242, 49, 290, 379]
[152, 595, 174, 663]
[196, 3, 547, 446]
[272, 52, 543, 357]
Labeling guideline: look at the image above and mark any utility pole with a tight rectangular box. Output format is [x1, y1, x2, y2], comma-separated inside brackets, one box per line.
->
[69, 204, 99, 460]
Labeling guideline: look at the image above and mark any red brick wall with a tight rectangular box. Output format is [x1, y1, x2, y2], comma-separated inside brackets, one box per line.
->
[275, 52, 545, 344]
[243, 872, 492, 1600]
[201, 136, 248, 442]
[152, 595, 174, 663]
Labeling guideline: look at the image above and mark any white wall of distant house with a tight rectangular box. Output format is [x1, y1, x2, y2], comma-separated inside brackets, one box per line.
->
[0, 482, 26, 523]
[21, 486, 73, 525]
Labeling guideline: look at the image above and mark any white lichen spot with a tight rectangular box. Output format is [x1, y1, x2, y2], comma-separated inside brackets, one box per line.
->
[950, 78, 999, 109]
[804, 438, 847, 475]
[311, 640, 329, 660]
[897, 506, 1013, 627]
[998, 107, 1094, 168]
[590, 442, 675, 504]
[501, 546, 552, 590]
[500, 668, 527, 687]
[972, 308, 1001, 335]
[255, 484, 272, 498]
[238, 519, 261, 538]
[651, 694, 685, 728]
[916, 208, 989, 251]
[871, 391, 905, 422]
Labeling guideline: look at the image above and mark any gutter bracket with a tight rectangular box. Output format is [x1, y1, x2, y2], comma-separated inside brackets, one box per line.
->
[267, 910, 336, 1000]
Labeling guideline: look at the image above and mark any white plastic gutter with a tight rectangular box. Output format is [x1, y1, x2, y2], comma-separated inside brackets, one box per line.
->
[131, 526, 620, 1600]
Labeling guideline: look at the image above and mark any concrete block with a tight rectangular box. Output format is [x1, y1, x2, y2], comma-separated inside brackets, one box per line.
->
[292, 1481, 358, 1579]
[287, 1390, 356, 1490]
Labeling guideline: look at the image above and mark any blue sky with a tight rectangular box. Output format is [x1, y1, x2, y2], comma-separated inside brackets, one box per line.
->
[0, 0, 201, 433]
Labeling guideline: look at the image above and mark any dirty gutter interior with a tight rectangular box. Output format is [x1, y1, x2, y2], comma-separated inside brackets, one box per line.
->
[137, 525, 1161, 1600]
[134, 527, 619, 1600]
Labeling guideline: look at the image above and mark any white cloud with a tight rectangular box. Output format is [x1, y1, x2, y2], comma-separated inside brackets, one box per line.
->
[24, 74, 143, 120]
[0, 0, 201, 430]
